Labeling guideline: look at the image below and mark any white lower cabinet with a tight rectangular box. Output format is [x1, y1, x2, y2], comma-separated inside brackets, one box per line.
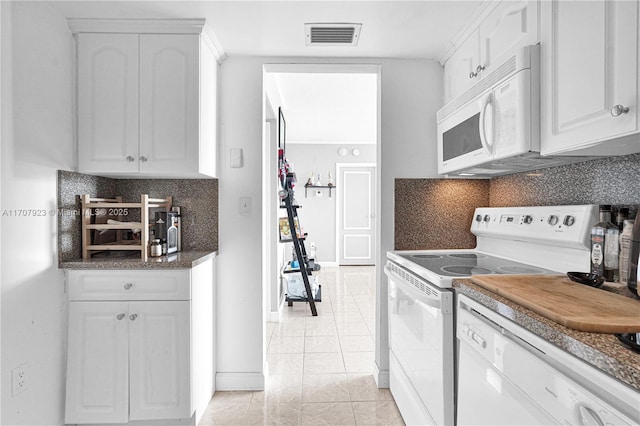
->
[65, 259, 215, 425]
[66, 302, 130, 424]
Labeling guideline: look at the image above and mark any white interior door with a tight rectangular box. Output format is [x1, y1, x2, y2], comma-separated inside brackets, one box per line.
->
[338, 164, 376, 265]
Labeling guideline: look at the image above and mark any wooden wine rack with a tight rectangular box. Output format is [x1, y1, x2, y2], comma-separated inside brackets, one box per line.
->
[81, 194, 172, 260]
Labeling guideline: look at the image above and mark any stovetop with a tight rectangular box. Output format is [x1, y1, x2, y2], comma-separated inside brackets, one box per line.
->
[394, 251, 557, 277]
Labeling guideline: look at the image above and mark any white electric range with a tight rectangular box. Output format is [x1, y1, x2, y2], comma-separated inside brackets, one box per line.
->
[385, 204, 599, 426]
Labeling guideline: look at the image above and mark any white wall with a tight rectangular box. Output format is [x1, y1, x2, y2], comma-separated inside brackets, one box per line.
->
[285, 143, 376, 263]
[217, 56, 441, 389]
[1, 2, 75, 424]
[377, 59, 442, 384]
[217, 57, 266, 389]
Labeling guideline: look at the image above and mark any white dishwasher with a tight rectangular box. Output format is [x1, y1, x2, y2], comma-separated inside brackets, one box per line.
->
[457, 294, 639, 426]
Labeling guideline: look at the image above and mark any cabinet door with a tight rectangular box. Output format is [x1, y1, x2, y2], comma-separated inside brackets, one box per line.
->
[128, 301, 192, 420]
[65, 302, 129, 424]
[479, 0, 538, 73]
[139, 34, 200, 175]
[77, 33, 140, 174]
[541, 0, 639, 155]
[444, 30, 481, 102]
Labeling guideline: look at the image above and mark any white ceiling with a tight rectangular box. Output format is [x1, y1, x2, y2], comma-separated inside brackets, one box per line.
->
[272, 72, 378, 144]
[48, 1, 482, 59]
[47, 0, 484, 144]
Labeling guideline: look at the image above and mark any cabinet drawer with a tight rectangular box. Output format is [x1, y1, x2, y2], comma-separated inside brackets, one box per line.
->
[67, 270, 191, 301]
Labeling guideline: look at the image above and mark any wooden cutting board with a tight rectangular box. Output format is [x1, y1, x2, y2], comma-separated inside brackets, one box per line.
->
[470, 275, 640, 333]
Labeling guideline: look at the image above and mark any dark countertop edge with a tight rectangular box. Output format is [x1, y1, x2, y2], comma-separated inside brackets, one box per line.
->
[59, 250, 218, 270]
[453, 279, 640, 393]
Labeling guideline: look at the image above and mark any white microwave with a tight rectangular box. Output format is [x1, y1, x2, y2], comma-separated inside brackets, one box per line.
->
[437, 45, 552, 176]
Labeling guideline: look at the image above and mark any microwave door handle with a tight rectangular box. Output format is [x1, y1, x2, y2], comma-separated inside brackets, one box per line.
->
[479, 92, 493, 156]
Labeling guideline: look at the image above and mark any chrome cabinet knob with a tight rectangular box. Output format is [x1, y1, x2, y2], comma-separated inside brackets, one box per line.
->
[116, 313, 125, 320]
[611, 104, 630, 117]
[139, 156, 148, 163]
[126, 156, 135, 162]
[469, 71, 477, 79]
[476, 65, 485, 73]
[124, 283, 133, 290]
[129, 314, 138, 321]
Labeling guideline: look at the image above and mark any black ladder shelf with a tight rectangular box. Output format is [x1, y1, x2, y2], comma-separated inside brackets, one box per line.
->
[280, 175, 321, 316]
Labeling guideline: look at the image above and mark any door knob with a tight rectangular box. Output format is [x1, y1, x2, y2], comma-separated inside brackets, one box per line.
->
[611, 104, 630, 117]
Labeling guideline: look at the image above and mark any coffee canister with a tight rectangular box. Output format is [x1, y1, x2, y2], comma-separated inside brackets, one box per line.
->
[150, 239, 162, 257]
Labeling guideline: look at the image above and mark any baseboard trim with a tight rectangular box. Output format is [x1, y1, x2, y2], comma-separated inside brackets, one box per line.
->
[215, 372, 266, 391]
[269, 309, 281, 322]
[373, 362, 390, 388]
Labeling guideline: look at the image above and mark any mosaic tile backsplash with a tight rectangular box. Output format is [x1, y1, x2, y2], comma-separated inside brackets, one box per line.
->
[57, 170, 218, 264]
[395, 179, 490, 250]
[395, 153, 640, 250]
[490, 153, 640, 207]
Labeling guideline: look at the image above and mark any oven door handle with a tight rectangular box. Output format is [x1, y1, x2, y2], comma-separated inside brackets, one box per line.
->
[384, 264, 448, 312]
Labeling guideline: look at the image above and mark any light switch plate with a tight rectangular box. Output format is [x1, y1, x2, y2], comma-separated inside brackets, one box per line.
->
[230, 148, 244, 168]
[239, 196, 252, 215]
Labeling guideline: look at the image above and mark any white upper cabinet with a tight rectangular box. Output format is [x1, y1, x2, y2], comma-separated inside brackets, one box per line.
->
[77, 33, 140, 175]
[540, 0, 640, 156]
[138, 34, 200, 175]
[443, 1, 539, 103]
[479, 1, 539, 75]
[444, 30, 480, 102]
[72, 20, 220, 178]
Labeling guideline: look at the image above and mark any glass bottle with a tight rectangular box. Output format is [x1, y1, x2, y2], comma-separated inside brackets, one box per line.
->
[591, 205, 620, 281]
[615, 207, 629, 231]
[619, 219, 634, 286]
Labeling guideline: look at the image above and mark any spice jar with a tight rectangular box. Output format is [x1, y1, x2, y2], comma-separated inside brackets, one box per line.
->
[150, 239, 162, 257]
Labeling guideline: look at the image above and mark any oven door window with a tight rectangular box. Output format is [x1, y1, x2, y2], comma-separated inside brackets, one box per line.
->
[388, 275, 449, 426]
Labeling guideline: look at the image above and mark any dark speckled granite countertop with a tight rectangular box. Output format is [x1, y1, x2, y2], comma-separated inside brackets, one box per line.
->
[59, 250, 217, 269]
[454, 279, 640, 392]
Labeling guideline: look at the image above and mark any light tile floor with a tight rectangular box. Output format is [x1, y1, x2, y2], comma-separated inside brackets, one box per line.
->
[199, 266, 405, 426]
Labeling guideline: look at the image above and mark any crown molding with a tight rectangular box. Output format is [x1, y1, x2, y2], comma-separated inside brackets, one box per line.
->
[67, 18, 226, 62]
[201, 25, 227, 63]
[67, 18, 206, 35]
[436, 0, 499, 65]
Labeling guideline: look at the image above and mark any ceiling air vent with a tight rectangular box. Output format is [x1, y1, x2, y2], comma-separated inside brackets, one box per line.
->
[305, 23, 362, 46]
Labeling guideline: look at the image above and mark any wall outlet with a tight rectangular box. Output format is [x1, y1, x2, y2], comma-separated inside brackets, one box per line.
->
[12, 363, 28, 396]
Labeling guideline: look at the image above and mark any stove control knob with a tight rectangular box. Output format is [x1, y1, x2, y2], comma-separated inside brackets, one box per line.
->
[476, 214, 482, 222]
[523, 215, 533, 224]
[563, 215, 576, 227]
[548, 215, 559, 226]
[483, 215, 491, 222]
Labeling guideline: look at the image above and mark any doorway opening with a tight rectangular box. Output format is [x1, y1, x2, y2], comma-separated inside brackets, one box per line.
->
[261, 63, 381, 358]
